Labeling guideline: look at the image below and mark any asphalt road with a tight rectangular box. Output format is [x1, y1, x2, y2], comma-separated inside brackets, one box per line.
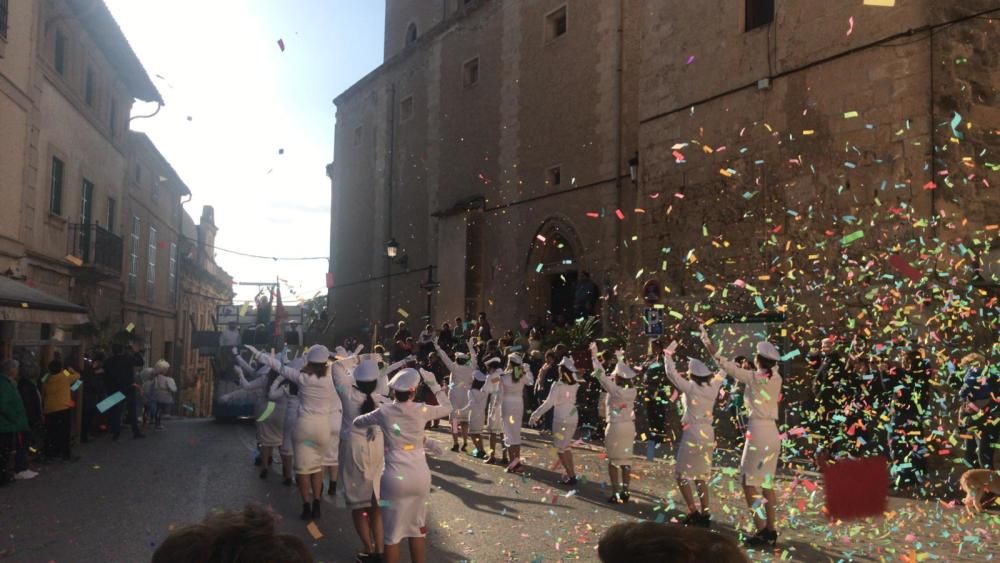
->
[1, 418, 996, 562]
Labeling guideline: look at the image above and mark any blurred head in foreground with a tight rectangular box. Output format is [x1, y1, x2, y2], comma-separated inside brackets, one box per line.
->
[598, 522, 748, 563]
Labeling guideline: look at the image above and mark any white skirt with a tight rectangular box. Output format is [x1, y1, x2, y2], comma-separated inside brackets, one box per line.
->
[486, 394, 502, 433]
[322, 409, 342, 467]
[280, 401, 300, 457]
[381, 451, 432, 545]
[740, 419, 781, 487]
[449, 386, 470, 424]
[604, 420, 636, 466]
[469, 403, 487, 434]
[293, 413, 331, 475]
[552, 415, 578, 453]
[501, 397, 524, 447]
[256, 400, 285, 448]
[337, 429, 385, 509]
[676, 422, 714, 480]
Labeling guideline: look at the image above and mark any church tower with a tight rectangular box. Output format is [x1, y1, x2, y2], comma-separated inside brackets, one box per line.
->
[384, 0, 467, 60]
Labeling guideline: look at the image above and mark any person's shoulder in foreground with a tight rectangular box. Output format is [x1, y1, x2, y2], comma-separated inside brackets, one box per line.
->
[152, 504, 313, 563]
[598, 522, 749, 563]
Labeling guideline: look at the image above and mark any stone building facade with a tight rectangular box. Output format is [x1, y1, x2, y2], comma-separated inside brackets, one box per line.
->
[329, 0, 997, 355]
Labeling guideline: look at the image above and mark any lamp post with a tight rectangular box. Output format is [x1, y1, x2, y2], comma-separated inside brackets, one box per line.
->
[628, 153, 640, 184]
[421, 265, 440, 323]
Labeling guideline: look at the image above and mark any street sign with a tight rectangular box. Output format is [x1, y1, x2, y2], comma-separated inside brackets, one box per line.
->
[643, 307, 664, 337]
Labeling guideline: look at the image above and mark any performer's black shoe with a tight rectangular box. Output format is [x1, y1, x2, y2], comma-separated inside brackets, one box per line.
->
[697, 511, 712, 528]
[620, 488, 630, 502]
[311, 499, 321, 520]
[328, 481, 337, 495]
[300, 503, 311, 521]
[450, 444, 460, 452]
[283, 477, 293, 486]
[608, 493, 623, 504]
[259, 468, 268, 480]
[560, 476, 578, 487]
[743, 528, 777, 547]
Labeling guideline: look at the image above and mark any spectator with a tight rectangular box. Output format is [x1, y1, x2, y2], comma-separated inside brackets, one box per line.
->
[809, 336, 848, 461]
[528, 328, 543, 354]
[152, 360, 178, 431]
[1, 359, 31, 486]
[638, 339, 667, 445]
[438, 322, 455, 351]
[477, 312, 493, 341]
[573, 271, 600, 319]
[80, 352, 107, 443]
[16, 357, 43, 462]
[152, 504, 313, 563]
[41, 359, 80, 462]
[452, 317, 466, 343]
[597, 522, 749, 563]
[418, 324, 436, 359]
[104, 342, 146, 440]
[392, 321, 411, 361]
[533, 351, 558, 430]
[958, 352, 997, 469]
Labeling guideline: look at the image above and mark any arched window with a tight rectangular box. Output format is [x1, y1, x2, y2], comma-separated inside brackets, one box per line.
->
[405, 23, 418, 46]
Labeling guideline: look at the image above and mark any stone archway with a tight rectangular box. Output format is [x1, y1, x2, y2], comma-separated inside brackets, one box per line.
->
[524, 217, 585, 327]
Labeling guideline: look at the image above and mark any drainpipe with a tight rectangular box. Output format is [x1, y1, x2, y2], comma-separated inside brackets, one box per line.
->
[384, 83, 397, 344]
[610, 0, 625, 332]
[173, 193, 191, 401]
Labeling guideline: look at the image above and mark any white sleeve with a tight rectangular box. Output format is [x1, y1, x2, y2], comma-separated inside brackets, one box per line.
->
[663, 358, 696, 395]
[717, 357, 754, 385]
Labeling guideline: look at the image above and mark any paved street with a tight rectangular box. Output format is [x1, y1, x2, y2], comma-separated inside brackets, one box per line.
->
[1, 418, 996, 562]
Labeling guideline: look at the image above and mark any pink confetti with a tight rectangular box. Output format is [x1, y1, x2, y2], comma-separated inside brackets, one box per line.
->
[686, 55, 695, 65]
[535, 234, 547, 242]
[615, 209, 625, 220]
[846, 16, 855, 36]
[277, 38, 285, 52]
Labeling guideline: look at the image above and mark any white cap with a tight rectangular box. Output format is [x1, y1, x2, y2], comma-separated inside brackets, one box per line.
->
[688, 358, 713, 377]
[559, 356, 578, 373]
[473, 370, 488, 382]
[306, 345, 331, 364]
[389, 368, 421, 391]
[508, 353, 524, 365]
[455, 352, 470, 361]
[288, 357, 307, 371]
[354, 358, 380, 383]
[612, 360, 637, 379]
[756, 341, 780, 361]
[485, 357, 502, 367]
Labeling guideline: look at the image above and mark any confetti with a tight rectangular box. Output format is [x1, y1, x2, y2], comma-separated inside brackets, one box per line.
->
[96, 392, 126, 414]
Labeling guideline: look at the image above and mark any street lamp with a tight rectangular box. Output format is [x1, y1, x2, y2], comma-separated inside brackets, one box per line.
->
[628, 153, 640, 184]
[386, 238, 400, 259]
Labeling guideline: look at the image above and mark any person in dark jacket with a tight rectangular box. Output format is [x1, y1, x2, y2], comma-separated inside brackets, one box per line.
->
[958, 352, 998, 469]
[1, 359, 31, 486]
[104, 342, 146, 440]
[80, 352, 107, 443]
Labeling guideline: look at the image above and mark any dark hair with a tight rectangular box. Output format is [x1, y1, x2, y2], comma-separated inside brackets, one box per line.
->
[756, 355, 777, 371]
[48, 359, 63, 374]
[734, 355, 748, 365]
[357, 380, 378, 414]
[152, 504, 313, 563]
[558, 367, 577, 385]
[304, 362, 329, 378]
[471, 378, 486, 391]
[111, 343, 124, 355]
[598, 522, 748, 563]
[393, 389, 414, 402]
[691, 374, 713, 387]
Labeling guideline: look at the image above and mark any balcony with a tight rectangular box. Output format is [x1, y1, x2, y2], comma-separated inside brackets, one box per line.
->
[68, 223, 124, 277]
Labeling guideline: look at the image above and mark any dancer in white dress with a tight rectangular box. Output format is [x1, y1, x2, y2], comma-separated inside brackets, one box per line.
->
[589, 343, 638, 503]
[354, 368, 452, 563]
[461, 370, 490, 459]
[250, 345, 337, 522]
[700, 327, 783, 547]
[270, 356, 302, 487]
[500, 353, 534, 473]
[663, 345, 725, 527]
[482, 357, 505, 465]
[432, 339, 477, 452]
[529, 356, 582, 486]
[235, 358, 285, 480]
[333, 355, 391, 561]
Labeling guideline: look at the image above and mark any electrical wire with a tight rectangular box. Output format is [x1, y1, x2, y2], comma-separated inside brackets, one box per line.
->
[178, 234, 328, 262]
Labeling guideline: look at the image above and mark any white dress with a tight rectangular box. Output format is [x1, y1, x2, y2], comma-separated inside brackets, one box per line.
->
[353, 385, 452, 545]
[716, 357, 783, 487]
[323, 374, 344, 467]
[433, 343, 477, 425]
[270, 379, 300, 458]
[530, 381, 580, 453]
[333, 356, 389, 509]
[258, 355, 339, 475]
[484, 370, 503, 434]
[463, 387, 490, 434]
[500, 367, 534, 447]
[664, 358, 724, 480]
[236, 366, 284, 448]
[594, 365, 637, 466]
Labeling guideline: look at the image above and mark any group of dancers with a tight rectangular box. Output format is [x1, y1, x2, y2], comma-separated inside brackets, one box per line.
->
[229, 324, 786, 562]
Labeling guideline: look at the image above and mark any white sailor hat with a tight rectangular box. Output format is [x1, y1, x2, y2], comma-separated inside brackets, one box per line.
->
[389, 368, 421, 391]
[354, 358, 380, 383]
[558, 356, 578, 373]
[473, 370, 488, 382]
[455, 352, 470, 362]
[688, 358, 713, 377]
[756, 341, 781, 361]
[508, 353, 524, 365]
[306, 345, 331, 364]
[485, 357, 502, 367]
[612, 359, 637, 379]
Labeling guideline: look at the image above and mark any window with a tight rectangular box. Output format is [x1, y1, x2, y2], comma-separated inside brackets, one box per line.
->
[80, 179, 94, 225]
[353, 126, 363, 146]
[545, 6, 568, 42]
[400, 96, 413, 121]
[110, 98, 119, 137]
[54, 30, 66, 75]
[84, 68, 95, 106]
[745, 0, 774, 31]
[168, 242, 177, 304]
[128, 216, 140, 296]
[1, 0, 9, 41]
[147, 226, 157, 302]
[546, 165, 562, 187]
[405, 23, 418, 46]
[463, 57, 479, 87]
[49, 157, 64, 215]
[106, 197, 116, 233]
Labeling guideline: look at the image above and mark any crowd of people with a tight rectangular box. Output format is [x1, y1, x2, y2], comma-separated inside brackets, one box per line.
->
[0, 340, 179, 487]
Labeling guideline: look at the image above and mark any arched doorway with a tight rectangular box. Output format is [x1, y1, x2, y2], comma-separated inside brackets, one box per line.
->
[524, 218, 583, 327]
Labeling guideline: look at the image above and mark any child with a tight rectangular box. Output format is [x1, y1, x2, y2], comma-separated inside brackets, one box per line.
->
[530, 356, 583, 486]
[433, 339, 478, 452]
[590, 343, 638, 502]
[700, 327, 784, 547]
[462, 370, 490, 459]
[500, 353, 535, 473]
[483, 357, 505, 464]
[663, 345, 724, 526]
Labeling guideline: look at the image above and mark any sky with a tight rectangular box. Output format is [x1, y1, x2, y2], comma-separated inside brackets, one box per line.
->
[104, 0, 385, 306]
